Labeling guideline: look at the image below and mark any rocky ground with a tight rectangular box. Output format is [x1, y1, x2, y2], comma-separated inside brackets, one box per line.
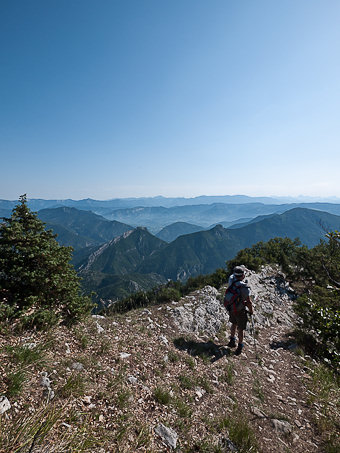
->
[0, 266, 339, 452]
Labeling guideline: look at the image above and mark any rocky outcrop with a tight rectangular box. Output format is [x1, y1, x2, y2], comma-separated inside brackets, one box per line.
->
[170, 265, 296, 337]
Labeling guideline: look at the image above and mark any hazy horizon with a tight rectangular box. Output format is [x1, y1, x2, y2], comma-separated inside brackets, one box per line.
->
[2, 193, 340, 204]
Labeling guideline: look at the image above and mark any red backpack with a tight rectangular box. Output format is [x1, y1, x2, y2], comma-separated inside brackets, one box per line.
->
[223, 281, 245, 313]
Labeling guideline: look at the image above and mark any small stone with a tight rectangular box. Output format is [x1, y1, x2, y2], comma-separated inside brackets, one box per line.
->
[0, 396, 11, 415]
[292, 434, 300, 443]
[43, 388, 55, 400]
[154, 424, 178, 449]
[271, 419, 293, 434]
[96, 321, 104, 333]
[127, 376, 138, 385]
[222, 439, 238, 451]
[119, 353, 131, 359]
[294, 419, 302, 428]
[72, 362, 84, 371]
[159, 335, 169, 345]
[40, 372, 51, 388]
[62, 422, 71, 429]
[251, 406, 265, 418]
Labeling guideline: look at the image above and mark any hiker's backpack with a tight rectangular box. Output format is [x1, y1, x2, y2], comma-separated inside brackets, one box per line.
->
[223, 281, 246, 313]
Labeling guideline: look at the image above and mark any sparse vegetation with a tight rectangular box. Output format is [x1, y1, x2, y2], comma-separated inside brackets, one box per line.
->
[173, 397, 192, 418]
[252, 373, 265, 403]
[4, 343, 46, 366]
[305, 362, 340, 451]
[178, 374, 195, 390]
[59, 373, 86, 398]
[221, 363, 234, 385]
[226, 412, 259, 452]
[5, 370, 26, 397]
[153, 386, 172, 405]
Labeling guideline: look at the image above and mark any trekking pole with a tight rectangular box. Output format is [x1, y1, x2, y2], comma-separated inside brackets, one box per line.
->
[249, 313, 259, 360]
[247, 293, 259, 361]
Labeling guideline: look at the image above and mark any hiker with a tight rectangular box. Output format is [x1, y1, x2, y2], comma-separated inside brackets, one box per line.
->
[224, 266, 253, 355]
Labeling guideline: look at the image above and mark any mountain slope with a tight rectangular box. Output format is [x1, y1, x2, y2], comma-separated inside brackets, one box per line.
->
[156, 222, 205, 242]
[38, 207, 132, 246]
[229, 207, 340, 247]
[44, 223, 96, 251]
[138, 208, 340, 281]
[78, 227, 167, 275]
[138, 225, 241, 281]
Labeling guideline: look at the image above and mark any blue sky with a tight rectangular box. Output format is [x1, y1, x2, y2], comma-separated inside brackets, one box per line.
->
[1, 0, 340, 200]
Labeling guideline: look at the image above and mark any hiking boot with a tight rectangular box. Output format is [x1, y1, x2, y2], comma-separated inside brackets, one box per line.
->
[235, 344, 244, 355]
[227, 338, 236, 348]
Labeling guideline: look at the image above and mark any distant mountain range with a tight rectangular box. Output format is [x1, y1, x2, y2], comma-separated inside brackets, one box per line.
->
[103, 202, 340, 230]
[3, 196, 340, 301]
[1, 194, 340, 212]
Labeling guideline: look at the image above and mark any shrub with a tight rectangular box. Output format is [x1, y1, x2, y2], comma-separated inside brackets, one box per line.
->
[227, 237, 304, 275]
[293, 232, 340, 368]
[0, 195, 93, 328]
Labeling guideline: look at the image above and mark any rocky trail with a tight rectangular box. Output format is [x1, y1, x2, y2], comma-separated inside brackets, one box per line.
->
[0, 266, 338, 452]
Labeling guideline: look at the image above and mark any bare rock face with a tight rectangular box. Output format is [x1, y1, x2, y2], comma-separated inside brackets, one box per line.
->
[171, 285, 229, 336]
[170, 266, 296, 337]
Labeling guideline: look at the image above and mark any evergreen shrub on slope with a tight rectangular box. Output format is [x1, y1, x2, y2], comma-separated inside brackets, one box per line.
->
[0, 195, 92, 329]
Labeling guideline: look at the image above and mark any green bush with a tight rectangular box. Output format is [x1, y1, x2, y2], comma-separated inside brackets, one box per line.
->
[293, 232, 340, 368]
[227, 237, 304, 275]
[0, 195, 93, 328]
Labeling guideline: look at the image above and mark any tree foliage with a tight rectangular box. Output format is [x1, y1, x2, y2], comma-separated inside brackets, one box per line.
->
[226, 237, 305, 276]
[0, 195, 92, 328]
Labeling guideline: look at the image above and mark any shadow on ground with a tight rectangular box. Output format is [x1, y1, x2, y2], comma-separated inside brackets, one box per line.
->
[269, 331, 298, 351]
[173, 337, 231, 363]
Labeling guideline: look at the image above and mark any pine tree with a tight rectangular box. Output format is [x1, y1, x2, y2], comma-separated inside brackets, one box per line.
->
[0, 195, 92, 328]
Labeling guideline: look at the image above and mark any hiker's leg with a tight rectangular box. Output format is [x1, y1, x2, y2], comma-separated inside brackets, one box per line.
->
[237, 327, 244, 344]
[227, 323, 237, 347]
[235, 313, 248, 355]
